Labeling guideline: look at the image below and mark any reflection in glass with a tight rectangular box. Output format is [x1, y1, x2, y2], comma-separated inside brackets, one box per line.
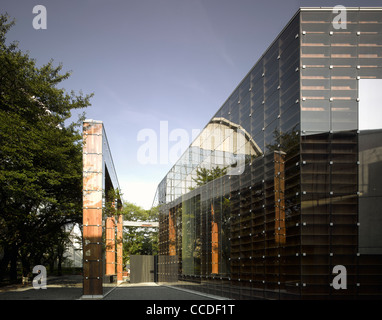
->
[154, 7, 382, 300]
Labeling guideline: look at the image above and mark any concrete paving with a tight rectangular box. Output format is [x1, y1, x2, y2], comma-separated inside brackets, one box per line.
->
[103, 282, 217, 300]
[0, 275, 83, 300]
[0, 276, 219, 300]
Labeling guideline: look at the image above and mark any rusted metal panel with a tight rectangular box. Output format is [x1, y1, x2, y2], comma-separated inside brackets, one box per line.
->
[82, 119, 123, 296]
[83, 120, 104, 296]
[211, 203, 219, 274]
[274, 151, 286, 245]
[83, 277, 103, 296]
[105, 217, 116, 276]
[83, 189, 103, 209]
[82, 208, 103, 226]
[83, 121, 103, 136]
[169, 209, 176, 256]
[83, 242, 103, 260]
[83, 153, 103, 172]
[116, 214, 123, 282]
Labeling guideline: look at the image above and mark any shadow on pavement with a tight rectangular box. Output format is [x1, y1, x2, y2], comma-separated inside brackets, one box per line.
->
[0, 277, 220, 300]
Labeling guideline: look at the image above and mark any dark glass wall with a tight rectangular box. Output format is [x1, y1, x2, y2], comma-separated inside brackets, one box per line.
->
[157, 12, 301, 300]
[300, 9, 382, 299]
[156, 8, 382, 300]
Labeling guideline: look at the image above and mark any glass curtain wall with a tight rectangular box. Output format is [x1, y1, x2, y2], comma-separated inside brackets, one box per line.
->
[156, 8, 382, 300]
[300, 8, 382, 299]
[157, 12, 301, 300]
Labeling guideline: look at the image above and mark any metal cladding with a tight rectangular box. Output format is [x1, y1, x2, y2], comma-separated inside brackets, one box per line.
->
[105, 217, 116, 276]
[117, 214, 123, 283]
[82, 120, 123, 297]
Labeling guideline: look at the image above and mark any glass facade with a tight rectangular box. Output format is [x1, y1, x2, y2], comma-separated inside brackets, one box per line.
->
[154, 8, 382, 299]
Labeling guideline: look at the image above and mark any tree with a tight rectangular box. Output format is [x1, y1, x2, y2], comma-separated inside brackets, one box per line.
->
[122, 202, 158, 266]
[189, 166, 227, 191]
[104, 188, 123, 217]
[0, 14, 93, 282]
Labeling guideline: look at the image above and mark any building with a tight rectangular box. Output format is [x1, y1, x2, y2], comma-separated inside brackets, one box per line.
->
[153, 7, 382, 299]
[62, 224, 83, 269]
[82, 120, 123, 298]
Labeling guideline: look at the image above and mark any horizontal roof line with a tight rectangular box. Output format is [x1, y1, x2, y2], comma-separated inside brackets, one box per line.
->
[300, 7, 382, 11]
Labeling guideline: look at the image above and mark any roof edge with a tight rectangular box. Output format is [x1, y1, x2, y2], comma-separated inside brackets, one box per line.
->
[300, 6, 382, 11]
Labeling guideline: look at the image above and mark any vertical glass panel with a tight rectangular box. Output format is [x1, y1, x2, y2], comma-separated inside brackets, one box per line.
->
[331, 66, 357, 79]
[302, 66, 330, 79]
[359, 79, 382, 130]
[302, 75, 330, 99]
[331, 100, 358, 131]
[280, 14, 299, 52]
[182, 197, 195, 275]
[302, 33, 330, 46]
[280, 104, 300, 133]
[239, 77, 251, 99]
[301, 100, 330, 132]
[359, 130, 382, 255]
[301, 11, 332, 23]
[251, 58, 264, 80]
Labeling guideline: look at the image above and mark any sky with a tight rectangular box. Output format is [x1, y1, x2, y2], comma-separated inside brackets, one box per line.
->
[2, 0, 381, 209]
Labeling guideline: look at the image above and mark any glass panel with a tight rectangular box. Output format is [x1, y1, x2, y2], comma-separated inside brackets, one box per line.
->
[359, 130, 382, 255]
[331, 100, 358, 131]
[359, 79, 382, 130]
[155, 9, 382, 300]
[301, 100, 330, 132]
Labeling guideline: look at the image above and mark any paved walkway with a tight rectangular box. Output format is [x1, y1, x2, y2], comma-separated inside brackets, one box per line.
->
[0, 275, 83, 300]
[0, 276, 220, 300]
[103, 282, 217, 300]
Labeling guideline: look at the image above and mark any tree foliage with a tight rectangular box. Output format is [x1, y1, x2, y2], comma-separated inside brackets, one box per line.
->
[189, 166, 227, 191]
[104, 188, 123, 217]
[0, 14, 93, 281]
[121, 202, 158, 265]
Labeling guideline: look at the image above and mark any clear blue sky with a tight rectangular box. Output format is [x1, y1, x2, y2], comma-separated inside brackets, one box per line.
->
[2, 0, 381, 209]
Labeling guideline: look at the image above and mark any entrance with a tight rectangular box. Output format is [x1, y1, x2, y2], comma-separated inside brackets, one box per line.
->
[130, 255, 156, 283]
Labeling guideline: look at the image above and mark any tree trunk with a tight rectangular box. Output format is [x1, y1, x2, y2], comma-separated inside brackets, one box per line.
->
[57, 244, 64, 276]
[9, 246, 18, 283]
[57, 255, 62, 276]
[49, 259, 55, 275]
[0, 246, 10, 282]
[21, 254, 31, 279]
